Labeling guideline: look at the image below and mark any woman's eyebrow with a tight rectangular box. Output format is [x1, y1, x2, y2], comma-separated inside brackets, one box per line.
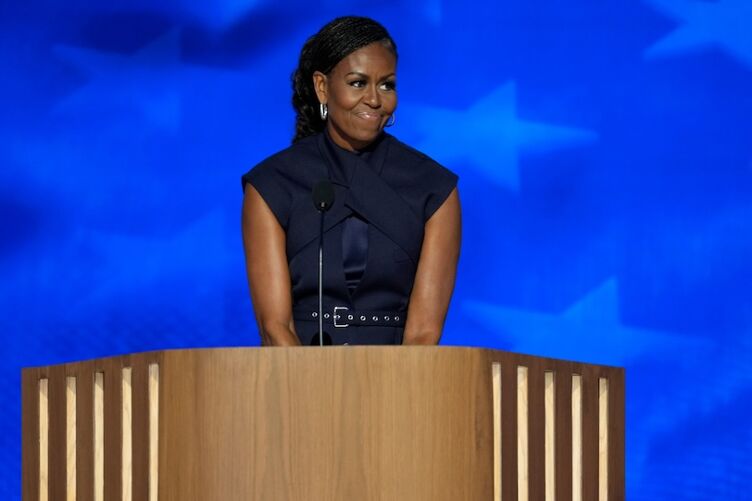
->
[345, 71, 396, 79]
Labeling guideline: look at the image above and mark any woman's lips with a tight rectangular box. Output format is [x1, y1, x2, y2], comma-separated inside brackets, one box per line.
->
[354, 111, 382, 122]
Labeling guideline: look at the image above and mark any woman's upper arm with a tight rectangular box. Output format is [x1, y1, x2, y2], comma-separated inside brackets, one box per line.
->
[241, 184, 299, 346]
[403, 187, 461, 345]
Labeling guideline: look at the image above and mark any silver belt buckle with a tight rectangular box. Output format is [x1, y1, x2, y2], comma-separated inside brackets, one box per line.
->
[333, 306, 349, 328]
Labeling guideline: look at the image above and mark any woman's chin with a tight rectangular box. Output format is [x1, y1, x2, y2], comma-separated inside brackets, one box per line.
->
[349, 130, 381, 147]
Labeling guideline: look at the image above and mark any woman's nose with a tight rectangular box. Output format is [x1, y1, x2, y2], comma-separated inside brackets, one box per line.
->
[364, 84, 380, 107]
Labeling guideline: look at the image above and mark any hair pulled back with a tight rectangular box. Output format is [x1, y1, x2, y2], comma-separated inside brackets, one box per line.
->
[291, 16, 397, 143]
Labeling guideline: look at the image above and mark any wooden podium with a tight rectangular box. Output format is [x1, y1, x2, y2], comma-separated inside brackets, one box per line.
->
[22, 347, 624, 500]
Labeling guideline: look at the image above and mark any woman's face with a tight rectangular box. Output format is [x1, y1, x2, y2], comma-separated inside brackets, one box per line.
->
[313, 42, 397, 152]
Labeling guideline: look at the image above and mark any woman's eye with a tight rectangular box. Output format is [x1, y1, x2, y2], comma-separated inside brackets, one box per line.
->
[380, 81, 397, 91]
[349, 80, 366, 88]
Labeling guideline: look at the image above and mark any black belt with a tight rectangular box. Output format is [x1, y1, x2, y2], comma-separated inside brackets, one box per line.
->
[293, 306, 406, 327]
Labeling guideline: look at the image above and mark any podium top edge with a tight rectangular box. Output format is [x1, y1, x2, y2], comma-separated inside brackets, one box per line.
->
[21, 345, 625, 373]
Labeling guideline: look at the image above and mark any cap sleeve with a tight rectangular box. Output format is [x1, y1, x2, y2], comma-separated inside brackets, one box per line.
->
[424, 162, 459, 221]
[241, 160, 292, 229]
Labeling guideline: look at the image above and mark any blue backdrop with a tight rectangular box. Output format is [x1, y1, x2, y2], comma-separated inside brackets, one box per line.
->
[2, 0, 751, 498]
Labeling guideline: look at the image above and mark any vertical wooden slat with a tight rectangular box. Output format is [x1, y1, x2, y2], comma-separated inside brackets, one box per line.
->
[76, 366, 94, 501]
[148, 363, 159, 501]
[104, 360, 123, 500]
[492, 362, 502, 501]
[22, 369, 41, 501]
[572, 374, 582, 501]
[501, 361, 518, 501]
[599, 378, 609, 501]
[544, 371, 555, 501]
[93, 372, 104, 501]
[517, 366, 529, 501]
[528, 362, 546, 501]
[131, 360, 150, 501]
[122, 367, 133, 501]
[555, 368, 573, 501]
[608, 370, 625, 501]
[48, 366, 67, 500]
[39, 378, 49, 501]
[66, 377, 77, 501]
[581, 367, 600, 500]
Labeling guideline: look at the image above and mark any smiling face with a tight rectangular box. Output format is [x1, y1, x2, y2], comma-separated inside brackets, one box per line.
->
[313, 42, 397, 152]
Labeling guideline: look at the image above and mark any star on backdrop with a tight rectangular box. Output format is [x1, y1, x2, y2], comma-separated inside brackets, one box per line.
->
[463, 279, 703, 366]
[54, 30, 187, 131]
[0, 209, 234, 361]
[179, 0, 265, 29]
[625, 332, 752, 496]
[4, 0, 752, 496]
[404, 82, 598, 191]
[50, 25, 295, 143]
[644, 0, 752, 67]
[636, 335, 752, 434]
[82, 210, 232, 299]
[1, 209, 229, 312]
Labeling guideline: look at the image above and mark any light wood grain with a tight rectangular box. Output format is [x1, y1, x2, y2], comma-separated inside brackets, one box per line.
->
[492, 362, 501, 501]
[93, 372, 104, 501]
[158, 347, 492, 501]
[598, 377, 609, 501]
[544, 371, 555, 501]
[122, 368, 133, 501]
[572, 374, 582, 501]
[66, 377, 76, 501]
[148, 363, 159, 501]
[39, 379, 49, 501]
[517, 366, 529, 501]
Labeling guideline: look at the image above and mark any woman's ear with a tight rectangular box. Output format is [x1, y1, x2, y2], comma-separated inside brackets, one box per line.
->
[312, 71, 327, 104]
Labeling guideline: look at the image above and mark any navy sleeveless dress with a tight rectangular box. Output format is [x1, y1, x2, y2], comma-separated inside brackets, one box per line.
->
[242, 131, 457, 345]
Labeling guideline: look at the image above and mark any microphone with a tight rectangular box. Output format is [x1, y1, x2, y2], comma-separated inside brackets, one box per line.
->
[313, 179, 335, 211]
[312, 180, 334, 346]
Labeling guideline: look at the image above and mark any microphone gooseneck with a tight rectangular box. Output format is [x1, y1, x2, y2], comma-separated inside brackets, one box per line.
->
[312, 180, 334, 346]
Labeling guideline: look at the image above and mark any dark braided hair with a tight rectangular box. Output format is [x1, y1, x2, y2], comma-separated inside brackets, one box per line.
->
[291, 17, 397, 143]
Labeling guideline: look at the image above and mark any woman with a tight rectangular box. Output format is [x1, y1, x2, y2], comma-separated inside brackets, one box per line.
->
[241, 16, 461, 346]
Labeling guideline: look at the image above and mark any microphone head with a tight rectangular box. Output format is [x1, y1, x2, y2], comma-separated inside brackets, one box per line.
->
[312, 179, 335, 212]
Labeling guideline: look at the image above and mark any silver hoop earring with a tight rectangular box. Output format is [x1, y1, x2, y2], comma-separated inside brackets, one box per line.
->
[319, 103, 328, 120]
[385, 113, 396, 127]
